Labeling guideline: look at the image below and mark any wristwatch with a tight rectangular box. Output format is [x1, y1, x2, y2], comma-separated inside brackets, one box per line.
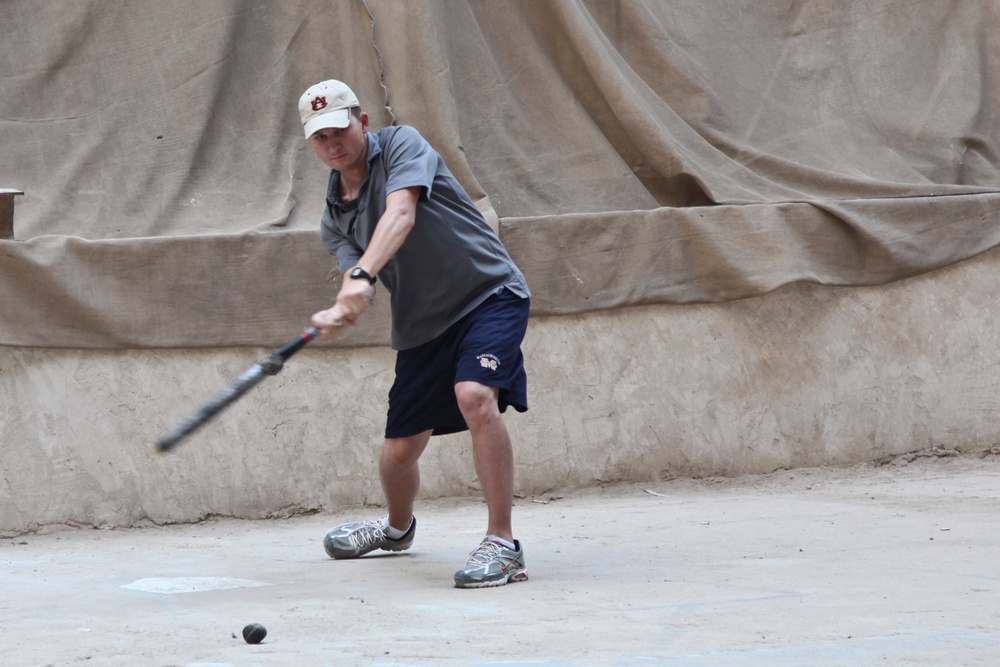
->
[349, 266, 377, 285]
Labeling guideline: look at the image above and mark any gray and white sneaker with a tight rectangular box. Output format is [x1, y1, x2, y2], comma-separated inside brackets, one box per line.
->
[453, 536, 528, 588]
[323, 516, 416, 559]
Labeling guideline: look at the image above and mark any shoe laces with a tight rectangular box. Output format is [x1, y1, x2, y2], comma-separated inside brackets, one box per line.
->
[348, 519, 387, 549]
[466, 539, 506, 566]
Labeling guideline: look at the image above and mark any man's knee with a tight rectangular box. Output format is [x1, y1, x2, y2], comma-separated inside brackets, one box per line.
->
[455, 381, 499, 421]
[381, 433, 430, 470]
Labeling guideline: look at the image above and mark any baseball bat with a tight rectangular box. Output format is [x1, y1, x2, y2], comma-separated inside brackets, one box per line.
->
[153, 326, 322, 454]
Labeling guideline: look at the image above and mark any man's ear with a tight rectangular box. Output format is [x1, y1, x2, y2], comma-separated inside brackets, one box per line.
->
[359, 112, 369, 131]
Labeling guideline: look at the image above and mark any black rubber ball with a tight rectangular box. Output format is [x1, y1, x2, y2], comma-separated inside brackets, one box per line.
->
[242, 622, 267, 644]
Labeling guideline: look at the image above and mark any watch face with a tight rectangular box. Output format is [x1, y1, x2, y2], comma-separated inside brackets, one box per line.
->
[351, 267, 375, 284]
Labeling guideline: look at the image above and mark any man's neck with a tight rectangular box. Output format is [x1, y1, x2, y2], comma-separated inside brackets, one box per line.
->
[339, 167, 367, 202]
[339, 134, 369, 190]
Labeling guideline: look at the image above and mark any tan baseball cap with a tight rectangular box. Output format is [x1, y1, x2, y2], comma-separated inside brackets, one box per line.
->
[298, 80, 359, 138]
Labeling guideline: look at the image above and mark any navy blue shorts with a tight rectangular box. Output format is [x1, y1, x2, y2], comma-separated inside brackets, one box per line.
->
[385, 288, 530, 438]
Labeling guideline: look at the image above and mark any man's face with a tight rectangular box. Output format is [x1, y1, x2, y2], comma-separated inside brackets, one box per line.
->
[307, 111, 369, 172]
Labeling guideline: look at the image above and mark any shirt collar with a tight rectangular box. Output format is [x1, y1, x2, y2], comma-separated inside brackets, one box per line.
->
[365, 130, 382, 165]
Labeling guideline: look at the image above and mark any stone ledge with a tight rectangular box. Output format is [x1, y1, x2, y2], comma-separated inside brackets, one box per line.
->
[0, 189, 24, 240]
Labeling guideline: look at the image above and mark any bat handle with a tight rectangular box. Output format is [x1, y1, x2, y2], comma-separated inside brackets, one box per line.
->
[274, 327, 320, 361]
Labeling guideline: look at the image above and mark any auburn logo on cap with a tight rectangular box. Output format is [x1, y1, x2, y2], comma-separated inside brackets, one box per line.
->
[311, 96, 327, 111]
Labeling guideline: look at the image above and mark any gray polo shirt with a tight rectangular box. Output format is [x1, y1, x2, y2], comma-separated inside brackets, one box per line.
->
[320, 126, 529, 350]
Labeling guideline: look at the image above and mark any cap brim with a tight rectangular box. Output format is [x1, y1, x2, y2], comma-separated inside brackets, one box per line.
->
[304, 108, 351, 138]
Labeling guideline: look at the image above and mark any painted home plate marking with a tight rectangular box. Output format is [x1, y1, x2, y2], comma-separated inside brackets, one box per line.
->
[120, 577, 270, 594]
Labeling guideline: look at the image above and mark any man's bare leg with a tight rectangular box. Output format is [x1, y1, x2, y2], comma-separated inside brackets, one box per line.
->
[455, 381, 514, 543]
[380, 430, 432, 531]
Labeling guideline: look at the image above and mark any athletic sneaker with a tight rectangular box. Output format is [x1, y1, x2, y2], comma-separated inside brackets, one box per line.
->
[453, 536, 528, 588]
[323, 516, 416, 559]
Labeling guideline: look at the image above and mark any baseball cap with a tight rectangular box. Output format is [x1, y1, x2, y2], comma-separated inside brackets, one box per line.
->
[299, 80, 360, 138]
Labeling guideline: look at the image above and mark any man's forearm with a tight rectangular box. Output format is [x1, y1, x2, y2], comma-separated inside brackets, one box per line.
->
[354, 186, 420, 274]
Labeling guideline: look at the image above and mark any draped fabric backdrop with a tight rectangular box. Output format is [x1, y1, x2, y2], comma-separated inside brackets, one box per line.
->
[2, 0, 998, 347]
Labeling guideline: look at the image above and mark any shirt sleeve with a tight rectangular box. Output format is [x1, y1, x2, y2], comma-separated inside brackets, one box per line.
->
[381, 126, 439, 200]
[320, 205, 362, 274]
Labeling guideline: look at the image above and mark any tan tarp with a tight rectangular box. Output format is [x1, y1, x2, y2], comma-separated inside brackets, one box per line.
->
[2, 0, 999, 348]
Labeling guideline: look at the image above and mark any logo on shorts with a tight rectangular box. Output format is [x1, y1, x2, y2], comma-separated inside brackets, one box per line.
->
[477, 354, 500, 371]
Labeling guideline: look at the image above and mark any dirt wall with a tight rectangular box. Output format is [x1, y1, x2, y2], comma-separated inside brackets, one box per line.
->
[2, 248, 998, 536]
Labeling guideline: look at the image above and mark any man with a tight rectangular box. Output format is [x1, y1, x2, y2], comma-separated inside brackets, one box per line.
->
[299, 80, 532, 588]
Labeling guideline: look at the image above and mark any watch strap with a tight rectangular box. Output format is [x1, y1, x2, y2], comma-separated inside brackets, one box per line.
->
[349, 267, 377, 285]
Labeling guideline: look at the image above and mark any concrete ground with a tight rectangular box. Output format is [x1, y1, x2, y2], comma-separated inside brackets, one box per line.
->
[3, 454, 1000, 667]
